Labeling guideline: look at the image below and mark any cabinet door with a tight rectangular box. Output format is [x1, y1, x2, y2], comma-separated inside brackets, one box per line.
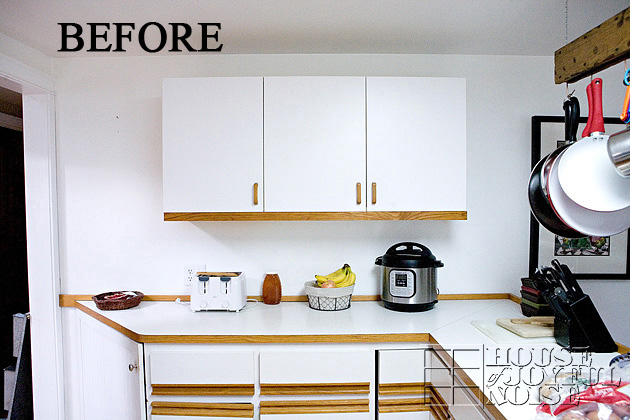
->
[263, 77, 366, 212]
[163, 77, 263, 212]
[146, 350, 255, 398]
[367, 77, 466, 211]
[77, 311, 145, 420]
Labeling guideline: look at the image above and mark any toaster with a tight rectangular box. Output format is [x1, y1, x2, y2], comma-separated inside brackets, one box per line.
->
[190, 272, 247, 312]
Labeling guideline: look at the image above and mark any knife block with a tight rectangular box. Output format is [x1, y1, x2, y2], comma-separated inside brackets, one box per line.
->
[553, 295, 617, 353]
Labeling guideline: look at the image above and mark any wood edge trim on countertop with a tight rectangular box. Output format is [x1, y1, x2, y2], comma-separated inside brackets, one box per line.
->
[617, 343, 630, 354]
[59, 293, 512, 307]
[508, 293, 521, 304]
[164, 211, 467, 221]
[73, 301, 144, 343]
[136, 333, 433, 344]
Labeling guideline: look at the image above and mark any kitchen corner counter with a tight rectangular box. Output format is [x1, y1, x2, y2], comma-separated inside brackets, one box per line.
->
[74, 298, 525, 344]
[72, 298, 624, 420]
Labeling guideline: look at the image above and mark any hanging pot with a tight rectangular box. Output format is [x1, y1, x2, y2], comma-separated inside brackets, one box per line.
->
[547, 146, 630, 236]
[528, 96, 583, 238]
[556, 78, 630, 212]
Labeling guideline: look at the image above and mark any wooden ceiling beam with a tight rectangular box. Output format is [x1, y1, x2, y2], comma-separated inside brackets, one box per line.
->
[555, 7, 630, 84]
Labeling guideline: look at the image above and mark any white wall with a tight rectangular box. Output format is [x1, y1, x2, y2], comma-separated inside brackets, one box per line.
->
[52, 54, 630, 346]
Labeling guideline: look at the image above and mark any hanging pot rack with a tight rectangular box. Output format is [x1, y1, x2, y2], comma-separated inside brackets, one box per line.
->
[555, 6, 630, 84]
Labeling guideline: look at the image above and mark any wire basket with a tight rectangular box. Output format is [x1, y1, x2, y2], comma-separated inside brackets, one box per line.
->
[304, 281, 354, 311]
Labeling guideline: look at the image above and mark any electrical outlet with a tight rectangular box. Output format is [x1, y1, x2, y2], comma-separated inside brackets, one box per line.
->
[184, 264, 206, 286]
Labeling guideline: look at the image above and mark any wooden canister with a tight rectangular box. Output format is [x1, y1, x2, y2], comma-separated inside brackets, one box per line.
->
[262, 272, 282, 304]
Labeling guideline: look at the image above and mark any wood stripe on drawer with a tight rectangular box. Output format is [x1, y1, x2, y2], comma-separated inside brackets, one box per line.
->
[428, 387, 452, 420]
[151, 383, 255, 396]
[378, 398, 431, 413]
[151, 401, 254, 418]
[259, 399, 370, 415]
[260, 382, 370, 395]
[378, 382, 429, 395]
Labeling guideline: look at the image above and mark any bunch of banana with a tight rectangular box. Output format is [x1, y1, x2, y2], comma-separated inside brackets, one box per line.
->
[315, 264, 356, 288]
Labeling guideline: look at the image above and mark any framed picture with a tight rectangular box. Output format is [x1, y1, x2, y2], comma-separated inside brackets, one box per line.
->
[528, 115, 630, 279]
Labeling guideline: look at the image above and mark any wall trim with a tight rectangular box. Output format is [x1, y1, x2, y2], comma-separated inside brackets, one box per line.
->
[0, 52, 54, 94]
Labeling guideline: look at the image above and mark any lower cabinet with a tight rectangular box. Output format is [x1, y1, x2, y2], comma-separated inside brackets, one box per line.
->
[259, 350, 373, 419]
[71, 338, 499, 420]
[145, 345, 256, 419]
[76, 311, 146, 420]
[377, 348, 492, 420]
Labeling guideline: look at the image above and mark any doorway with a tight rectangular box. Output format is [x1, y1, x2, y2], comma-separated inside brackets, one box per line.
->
[0, 88, 29, 418]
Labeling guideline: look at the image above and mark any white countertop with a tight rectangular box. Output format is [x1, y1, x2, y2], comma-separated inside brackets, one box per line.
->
[80, 298, 526, 338]
[77, 298, 622, 420]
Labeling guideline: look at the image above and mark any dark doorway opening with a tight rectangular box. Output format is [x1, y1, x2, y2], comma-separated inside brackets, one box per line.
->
[0, 125, 30, 418]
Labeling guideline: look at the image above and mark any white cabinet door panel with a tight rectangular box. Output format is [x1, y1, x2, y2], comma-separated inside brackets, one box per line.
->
[260, 350, 373, 384]
[378, 348, 428, 384]
[263, 77, 366, 212]
[163, 77, 263, 212]
[78, 312, 145, 420]
[149, 351, 255, 384]
[367, 77, 466, 211]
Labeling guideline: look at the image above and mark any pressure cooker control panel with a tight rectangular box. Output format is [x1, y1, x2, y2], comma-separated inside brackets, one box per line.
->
[389, 269, 415, 298]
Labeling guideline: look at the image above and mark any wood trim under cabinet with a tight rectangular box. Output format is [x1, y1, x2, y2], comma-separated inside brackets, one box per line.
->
[151, 383, 255, 396]
[164, 211, 467, 221]
[151, 401, 254, 418]
[260, 382, 369, 396]
[259, 399, 369, 415]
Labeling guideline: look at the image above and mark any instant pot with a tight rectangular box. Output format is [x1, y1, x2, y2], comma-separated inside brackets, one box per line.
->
[375, 242, 443, 312]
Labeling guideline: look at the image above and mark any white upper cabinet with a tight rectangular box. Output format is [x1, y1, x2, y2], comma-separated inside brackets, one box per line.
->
[366, 77, 466, 211]
[162, 77, 263, 212]
[263, 77, 366, 212]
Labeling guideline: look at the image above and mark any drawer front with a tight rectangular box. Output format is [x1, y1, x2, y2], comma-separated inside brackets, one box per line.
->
[259, 350, 373, 389]
[149, 351, 255, 397]
[150, 351, 255, 385]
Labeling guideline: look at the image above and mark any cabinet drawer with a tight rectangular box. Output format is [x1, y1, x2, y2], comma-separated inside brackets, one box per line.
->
[149, 351, 255, 396]
[259, 350, 373, 393]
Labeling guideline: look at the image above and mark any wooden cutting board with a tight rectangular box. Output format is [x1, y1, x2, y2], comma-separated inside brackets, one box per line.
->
[496, 317, 554, 338]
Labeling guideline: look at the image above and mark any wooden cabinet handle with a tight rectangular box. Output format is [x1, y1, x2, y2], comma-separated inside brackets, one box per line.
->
[356, 183, 362, 204]
[253, 183, 259, 205]
[372, 183, 377, 205]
